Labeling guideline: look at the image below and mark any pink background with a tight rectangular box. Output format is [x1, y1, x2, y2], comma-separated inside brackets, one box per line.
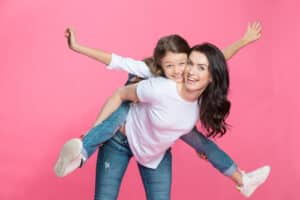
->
[1, 0, 299, 199]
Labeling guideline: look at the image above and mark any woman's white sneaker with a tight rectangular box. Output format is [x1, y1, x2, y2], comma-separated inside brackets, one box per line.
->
[237, 165, 271, 197]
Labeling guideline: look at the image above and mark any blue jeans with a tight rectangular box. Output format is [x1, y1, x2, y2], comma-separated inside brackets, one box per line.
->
[81, 74, 134, 159]
[81, 102, 130, 159]
[180, 128, 237, 176]
[82, 74, 237, 198]
[94, 131, 172, 200]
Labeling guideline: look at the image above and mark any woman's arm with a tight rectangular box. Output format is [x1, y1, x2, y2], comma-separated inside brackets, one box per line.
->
[222, 21, 262, 60]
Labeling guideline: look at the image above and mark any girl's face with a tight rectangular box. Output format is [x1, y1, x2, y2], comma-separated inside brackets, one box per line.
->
[160, 52, 188, 83]
[184, 51, 212, 93]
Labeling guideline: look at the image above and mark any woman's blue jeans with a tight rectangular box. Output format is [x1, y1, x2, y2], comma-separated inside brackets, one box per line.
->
[94, 131, 172, 200]
[80, 74, 237, 199]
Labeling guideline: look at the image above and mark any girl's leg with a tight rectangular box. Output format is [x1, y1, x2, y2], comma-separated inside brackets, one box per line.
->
[82, 102, 130, 159]
[138, 149, 172, 200]
[54, 102, 130, 177]
[180, 127, 271, 197]
[83, 73, 136, 159]
[94, 132, 132, 200]
[54, 74, 136, 177]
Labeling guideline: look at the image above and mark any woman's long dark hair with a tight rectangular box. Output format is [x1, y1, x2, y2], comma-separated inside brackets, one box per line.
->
[189, 43, 231, 137]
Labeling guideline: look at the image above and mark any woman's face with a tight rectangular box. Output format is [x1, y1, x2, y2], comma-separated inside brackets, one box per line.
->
[160, 52, 188, 83]
[184, 51, 212, 93]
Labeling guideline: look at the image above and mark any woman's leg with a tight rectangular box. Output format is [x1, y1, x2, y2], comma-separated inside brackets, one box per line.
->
[180, 127, 237, 176]
[180, 127, 271, 197]
[94, 132, 133, 200]
[138, 149, 172, 200]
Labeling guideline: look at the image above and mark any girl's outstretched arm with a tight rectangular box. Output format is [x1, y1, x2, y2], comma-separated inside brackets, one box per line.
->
[65, 28, 153, 78]
[94, 77, 160, 126]
[65, 28, 112, 64]
[95, 83, 138, 124]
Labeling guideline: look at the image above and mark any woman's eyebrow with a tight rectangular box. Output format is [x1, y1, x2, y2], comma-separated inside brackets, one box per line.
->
[197, 63, 208, 67]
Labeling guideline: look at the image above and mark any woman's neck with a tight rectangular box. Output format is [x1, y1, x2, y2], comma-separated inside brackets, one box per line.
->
[177, 83, 203, 102]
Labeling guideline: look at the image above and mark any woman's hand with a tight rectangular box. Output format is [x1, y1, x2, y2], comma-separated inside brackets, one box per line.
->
[197, 152, 208, 161]
[242, 22, 262, 44]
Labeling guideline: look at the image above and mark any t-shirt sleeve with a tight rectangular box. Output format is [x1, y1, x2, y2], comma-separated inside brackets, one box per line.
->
[107, 53, 153, 78]
[136, 78, 162, 104]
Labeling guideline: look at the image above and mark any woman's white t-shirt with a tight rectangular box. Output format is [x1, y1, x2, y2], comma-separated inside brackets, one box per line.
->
[108, 54, 199, 168]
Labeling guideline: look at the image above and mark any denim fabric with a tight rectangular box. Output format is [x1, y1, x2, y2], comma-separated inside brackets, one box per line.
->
[82, 102, 130, 159]
[94, 132, 172, 200]
[180, 127, 237, 176]
[81, 74, 135, 159]
[83, 111, 237, 177]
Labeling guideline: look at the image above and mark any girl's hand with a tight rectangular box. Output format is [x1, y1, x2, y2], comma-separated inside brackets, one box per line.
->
[65, 27, 77, 50]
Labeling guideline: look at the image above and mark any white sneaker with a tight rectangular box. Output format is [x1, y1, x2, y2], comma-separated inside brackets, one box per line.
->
[237, 165, 271, 197]
[54, 138, 84, 177]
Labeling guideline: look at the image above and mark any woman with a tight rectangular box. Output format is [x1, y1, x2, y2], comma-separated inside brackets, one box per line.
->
[55, 23, 270, 199]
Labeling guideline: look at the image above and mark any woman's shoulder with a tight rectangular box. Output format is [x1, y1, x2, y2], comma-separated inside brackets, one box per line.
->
[146, 77, 175, 88]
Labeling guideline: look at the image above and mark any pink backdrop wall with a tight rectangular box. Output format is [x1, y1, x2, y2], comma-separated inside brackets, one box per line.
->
[1, 0, 299, 199]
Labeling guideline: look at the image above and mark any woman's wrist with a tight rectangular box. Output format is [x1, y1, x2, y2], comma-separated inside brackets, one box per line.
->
[239, 37, 249, 47]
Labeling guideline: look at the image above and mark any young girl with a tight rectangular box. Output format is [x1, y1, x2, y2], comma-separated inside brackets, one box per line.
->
[55, 22, 270, 198]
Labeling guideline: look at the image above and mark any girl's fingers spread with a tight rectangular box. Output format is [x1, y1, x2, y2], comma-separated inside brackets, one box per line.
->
[68, 28, 74, 34]
[64, 28, 70, 35]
